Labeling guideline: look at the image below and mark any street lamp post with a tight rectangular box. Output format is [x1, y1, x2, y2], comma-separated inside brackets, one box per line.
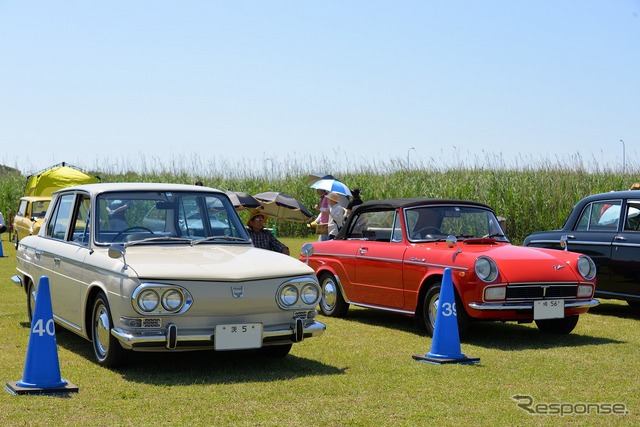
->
[407, 147, 416, 169]
[620, 140, 626, 174]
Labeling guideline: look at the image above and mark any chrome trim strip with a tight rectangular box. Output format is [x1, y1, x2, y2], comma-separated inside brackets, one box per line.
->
[351, 302, 414, 315]
[111, 321, 326, 349]
[528, 239, 611, 247]
[468, 299, 600, 311]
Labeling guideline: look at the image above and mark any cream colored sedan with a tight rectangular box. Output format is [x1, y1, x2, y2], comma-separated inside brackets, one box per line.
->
[13, 182, 325, 367]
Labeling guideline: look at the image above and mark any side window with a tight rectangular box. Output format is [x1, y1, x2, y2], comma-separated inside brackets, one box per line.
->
[16, 200, 27, 217]
[576, 200, 622, 231]
[624, 201, 640, 231]
[391, 212, 403, 242]
[356, 210, 394, 242]
[70, 195, 91, 245]
[46, 194, 76, 240]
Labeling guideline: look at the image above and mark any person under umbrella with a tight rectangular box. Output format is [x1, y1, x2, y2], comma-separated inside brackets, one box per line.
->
[326, 192, 346, 239]
[246, 209, 290, 255]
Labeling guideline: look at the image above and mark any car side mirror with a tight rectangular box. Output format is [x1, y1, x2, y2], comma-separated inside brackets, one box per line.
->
[560, 235, 568, 251]
[108, 244, 129, 269]
[301, 243, 314, 265]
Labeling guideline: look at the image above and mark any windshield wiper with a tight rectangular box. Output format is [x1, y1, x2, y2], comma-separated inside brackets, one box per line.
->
[125, 236, 194, 247]
[191, 236, 249, 245]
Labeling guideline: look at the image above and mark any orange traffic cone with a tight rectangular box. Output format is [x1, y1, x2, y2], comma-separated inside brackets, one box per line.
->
[6, 276, 79, 395]
[413, 268, 480, 365]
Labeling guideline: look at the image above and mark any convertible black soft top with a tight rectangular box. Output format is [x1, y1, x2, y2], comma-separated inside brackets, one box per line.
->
[351, 198, 492, 214]
[338, 198, 495, 240]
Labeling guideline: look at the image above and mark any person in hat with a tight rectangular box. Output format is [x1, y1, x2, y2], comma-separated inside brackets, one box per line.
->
[107, 199, 130, 230]
[246, 209, 290, 255]
[346, 188, 363, 214]
[311, 188, 330, 241]
[326, 192, 346, 239]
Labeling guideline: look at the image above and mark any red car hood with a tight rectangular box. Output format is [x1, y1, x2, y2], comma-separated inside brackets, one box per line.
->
[458, 242, 586, 283]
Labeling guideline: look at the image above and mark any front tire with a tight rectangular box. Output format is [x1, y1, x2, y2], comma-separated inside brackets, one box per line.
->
[91, 292, 127, 368]
[26, 280, 36, 324]
[318, 272, 349, 317]
[535, 315, 579, 334]
[420, 281, 469, 338]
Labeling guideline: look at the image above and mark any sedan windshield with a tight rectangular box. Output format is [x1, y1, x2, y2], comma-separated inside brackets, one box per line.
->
[95, 191, 250, 245]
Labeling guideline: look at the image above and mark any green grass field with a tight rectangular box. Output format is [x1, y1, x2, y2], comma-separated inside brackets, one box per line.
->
[0, 236, 638, 426]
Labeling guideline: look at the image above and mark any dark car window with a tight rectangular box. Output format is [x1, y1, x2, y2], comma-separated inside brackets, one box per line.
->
[576, 199, 622, 231]
[623, 201, 640, 231]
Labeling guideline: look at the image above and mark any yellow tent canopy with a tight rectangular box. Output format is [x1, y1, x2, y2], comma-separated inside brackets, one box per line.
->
[24, 162, 101, 197]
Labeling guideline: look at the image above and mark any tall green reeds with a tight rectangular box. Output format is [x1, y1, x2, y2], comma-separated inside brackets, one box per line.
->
[1, 154, 635, 243]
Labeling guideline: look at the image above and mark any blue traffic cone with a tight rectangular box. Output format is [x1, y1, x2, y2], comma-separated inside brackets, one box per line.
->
[413, 268, 480, 365]
[6, 276, 78, 395]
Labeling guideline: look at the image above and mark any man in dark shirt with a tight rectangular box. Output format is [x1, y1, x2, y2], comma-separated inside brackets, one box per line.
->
[246, 209, 290, 255]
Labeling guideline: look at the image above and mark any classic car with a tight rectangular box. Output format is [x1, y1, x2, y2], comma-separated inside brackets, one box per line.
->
[524, 190, 640, 307]
[299, 198, 599, 336]
[12, 162, 100, 248]
[12, 196, 51, 248]
[12, 183, 325, 367]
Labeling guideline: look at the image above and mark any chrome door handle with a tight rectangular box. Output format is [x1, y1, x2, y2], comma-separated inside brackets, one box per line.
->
[54, 258, 61, 267]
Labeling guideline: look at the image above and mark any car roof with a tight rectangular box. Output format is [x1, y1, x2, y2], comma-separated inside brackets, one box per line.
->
[578, 190, 640, 202]
[54, 182, 225, 196]
[19, 196, 52, 202]
[352, 198, 493, 212]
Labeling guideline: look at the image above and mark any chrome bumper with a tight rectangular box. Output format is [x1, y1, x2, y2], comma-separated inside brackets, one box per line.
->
[111, 320, 326, 351]
[468, 299, 600, 311]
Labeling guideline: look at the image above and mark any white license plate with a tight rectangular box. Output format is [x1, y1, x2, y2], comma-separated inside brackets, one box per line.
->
[215, 323, 263, 350]
[534, 299, 564, 320]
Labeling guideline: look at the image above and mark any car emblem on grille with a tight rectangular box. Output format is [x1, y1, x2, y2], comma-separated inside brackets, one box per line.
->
[553, 265, 566, 271]
[231, 286, 244, 298]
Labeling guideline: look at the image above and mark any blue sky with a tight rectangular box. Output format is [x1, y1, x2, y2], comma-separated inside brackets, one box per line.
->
[1, 1, 638, 176]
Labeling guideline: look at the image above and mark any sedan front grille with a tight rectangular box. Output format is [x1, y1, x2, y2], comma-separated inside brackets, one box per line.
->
[506, 283, 577, 301]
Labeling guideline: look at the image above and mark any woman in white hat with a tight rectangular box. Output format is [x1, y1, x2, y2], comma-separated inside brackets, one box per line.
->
[326, 192, 346, 239]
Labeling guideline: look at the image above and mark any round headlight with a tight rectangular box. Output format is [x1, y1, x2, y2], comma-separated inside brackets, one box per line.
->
[138, 289, 159, 312]
[162, 289, 184, 311]
[577, 256, 597, 280]
[280, 285, 299, 307]
[300, 284, 320, 305]
[475, 256, 498, 282]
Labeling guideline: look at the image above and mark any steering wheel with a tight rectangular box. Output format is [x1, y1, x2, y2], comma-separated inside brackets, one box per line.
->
[112, 226, 154, 242]
[413, 226, 442, 239]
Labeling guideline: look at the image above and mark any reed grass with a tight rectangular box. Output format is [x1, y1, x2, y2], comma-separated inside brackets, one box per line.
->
[1, 154, 636, 244]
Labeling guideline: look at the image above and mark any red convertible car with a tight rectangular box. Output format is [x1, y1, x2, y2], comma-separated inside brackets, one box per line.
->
[300, 198, 599, 336]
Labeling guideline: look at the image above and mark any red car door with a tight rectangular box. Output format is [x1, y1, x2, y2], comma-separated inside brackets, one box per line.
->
[353, 213, 407, 309]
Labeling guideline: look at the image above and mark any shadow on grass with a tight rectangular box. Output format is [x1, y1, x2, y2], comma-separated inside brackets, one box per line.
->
[35, 323, 345, 385]
[328, 307, 623, 351]
[587, 300, 640, 321]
